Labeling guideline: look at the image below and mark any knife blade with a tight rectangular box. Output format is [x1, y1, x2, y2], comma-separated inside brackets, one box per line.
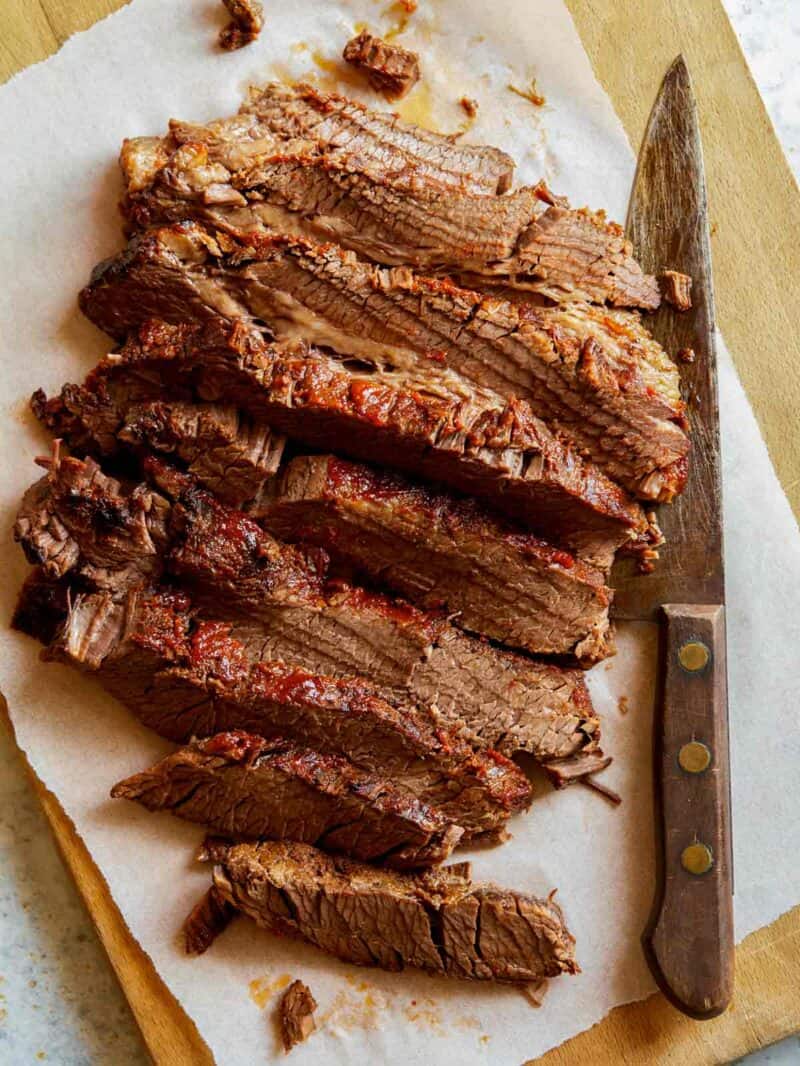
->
[620, 56, 734, 1019]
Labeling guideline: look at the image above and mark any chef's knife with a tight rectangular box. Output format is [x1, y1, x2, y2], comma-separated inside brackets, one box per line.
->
[613, 55, 734, 1019]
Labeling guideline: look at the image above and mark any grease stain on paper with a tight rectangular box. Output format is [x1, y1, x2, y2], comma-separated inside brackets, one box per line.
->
[248, 972, 292, 1009]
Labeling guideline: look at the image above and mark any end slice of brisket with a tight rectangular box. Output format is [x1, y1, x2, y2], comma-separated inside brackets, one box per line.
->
[343, 31, 420, 99]
[112, 730, 463, 869]
[200, 838, 579, 982]
[267, 454, 614, 663]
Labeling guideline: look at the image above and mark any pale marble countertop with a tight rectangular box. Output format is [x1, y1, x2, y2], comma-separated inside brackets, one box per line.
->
[1, 2, 798, 1063]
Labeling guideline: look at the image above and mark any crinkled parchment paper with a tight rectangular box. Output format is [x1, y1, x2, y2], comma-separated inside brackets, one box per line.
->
[1, 2, 799, 1062]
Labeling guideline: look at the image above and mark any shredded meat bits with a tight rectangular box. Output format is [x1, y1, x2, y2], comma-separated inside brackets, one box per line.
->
[659, 270, 693, 310]
[219, 0, 263, 51]
[279, 980, 317, 1051]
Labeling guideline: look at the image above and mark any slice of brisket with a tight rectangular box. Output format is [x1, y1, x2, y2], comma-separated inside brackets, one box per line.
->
[66, 331, 647, 573]
[45, 587, 531, 839]
[121, 112, 659, 309]
[32, 385, 284, 515]
[200, 839, 579, 982]
[79, 224, 686, 502]
[111, 730, 462, 869]
[266, 454, 613, 663]
[17, 453, 604, 774]
[343, 31, 420, 99]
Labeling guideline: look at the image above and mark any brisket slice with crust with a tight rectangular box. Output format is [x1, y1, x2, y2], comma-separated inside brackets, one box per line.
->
[267, 454, 614, 663]
[196, 838, 579, 982]
[16, 454, 604, 775]
[79, 224, 686, 502]
[343, 31, 420, 99]
[126, 82, 512, 199]
[40, 586, 531, 840]
[31, 386, 284, 513]
[65, 319, 648, 574]
[111, 731, 462, 869]
[121, 116, 659, 309]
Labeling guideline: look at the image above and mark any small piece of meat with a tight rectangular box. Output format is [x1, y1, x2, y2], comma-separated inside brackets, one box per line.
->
[677, 347, 696, 364]
[659, 270, 693, 311]
[343, 31, 420, 99]
[183, 885, 236, 955]
[219, 0, 263, 51]
[279, 980, 317, 1052]
[12, 569, 73, 644]
[199, 839, 580, 983]
[543, 750, 612, 789]
[459, 96, 478, 118]
[111, 731, 463, 869]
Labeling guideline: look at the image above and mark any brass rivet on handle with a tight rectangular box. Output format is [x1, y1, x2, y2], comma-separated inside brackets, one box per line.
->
[678, 640, 710, 672]
[681, 842, 714, 876]
[678, 740, 712, 774]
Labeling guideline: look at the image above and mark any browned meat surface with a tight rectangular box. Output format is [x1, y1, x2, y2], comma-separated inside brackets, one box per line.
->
[11, 568, 73, 645]
[70, 329, 646, 574]
[242, 81, 515, 195]
[17, 455, 603, 774]
[183, 885, 236, 955]
[120, 103, 659, 309]
[200, 839, 579, 982]
[279, 980, 317, 1052]
[32, 386, 284, 513]
[112, 731, 462, 869]
[79, 224, 686, 502]
[219, 0, 263, 51]
[659, 270, 693, 311]
[267, 454, 614, 663]
[343, 31, 420, 99]
[45, 587, 531, 840]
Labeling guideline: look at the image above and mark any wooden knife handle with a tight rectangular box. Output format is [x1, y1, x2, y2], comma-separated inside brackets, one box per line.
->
[643, 603, 734, 1019]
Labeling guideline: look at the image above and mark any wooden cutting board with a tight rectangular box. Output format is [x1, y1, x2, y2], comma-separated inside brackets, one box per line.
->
[3, 1, 800, 1063]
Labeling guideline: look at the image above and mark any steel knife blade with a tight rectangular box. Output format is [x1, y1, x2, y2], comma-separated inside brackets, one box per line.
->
[611, 56, 724, 620]
[619, 56, 734, 1020]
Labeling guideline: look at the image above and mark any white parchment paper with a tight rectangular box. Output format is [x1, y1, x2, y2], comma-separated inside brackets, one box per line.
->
[1, 2, 799, 1062]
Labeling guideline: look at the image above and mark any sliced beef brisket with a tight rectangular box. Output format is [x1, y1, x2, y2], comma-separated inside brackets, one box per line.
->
[46, 587, 530, 839]
[267, 454, 613, 663]
[121, 120, 659, 309]
[198, 839, 579, 982]
[79, 225, 686, 501]
[68, 323, 646, 572]
[342, 31, 420, 99]
[17, 453, 604, 773]
[112, 731, 462, 869]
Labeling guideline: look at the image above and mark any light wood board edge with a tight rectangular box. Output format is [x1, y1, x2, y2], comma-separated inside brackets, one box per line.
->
[2, 0, 799, 1063]
[2, 704, 213, 1066]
